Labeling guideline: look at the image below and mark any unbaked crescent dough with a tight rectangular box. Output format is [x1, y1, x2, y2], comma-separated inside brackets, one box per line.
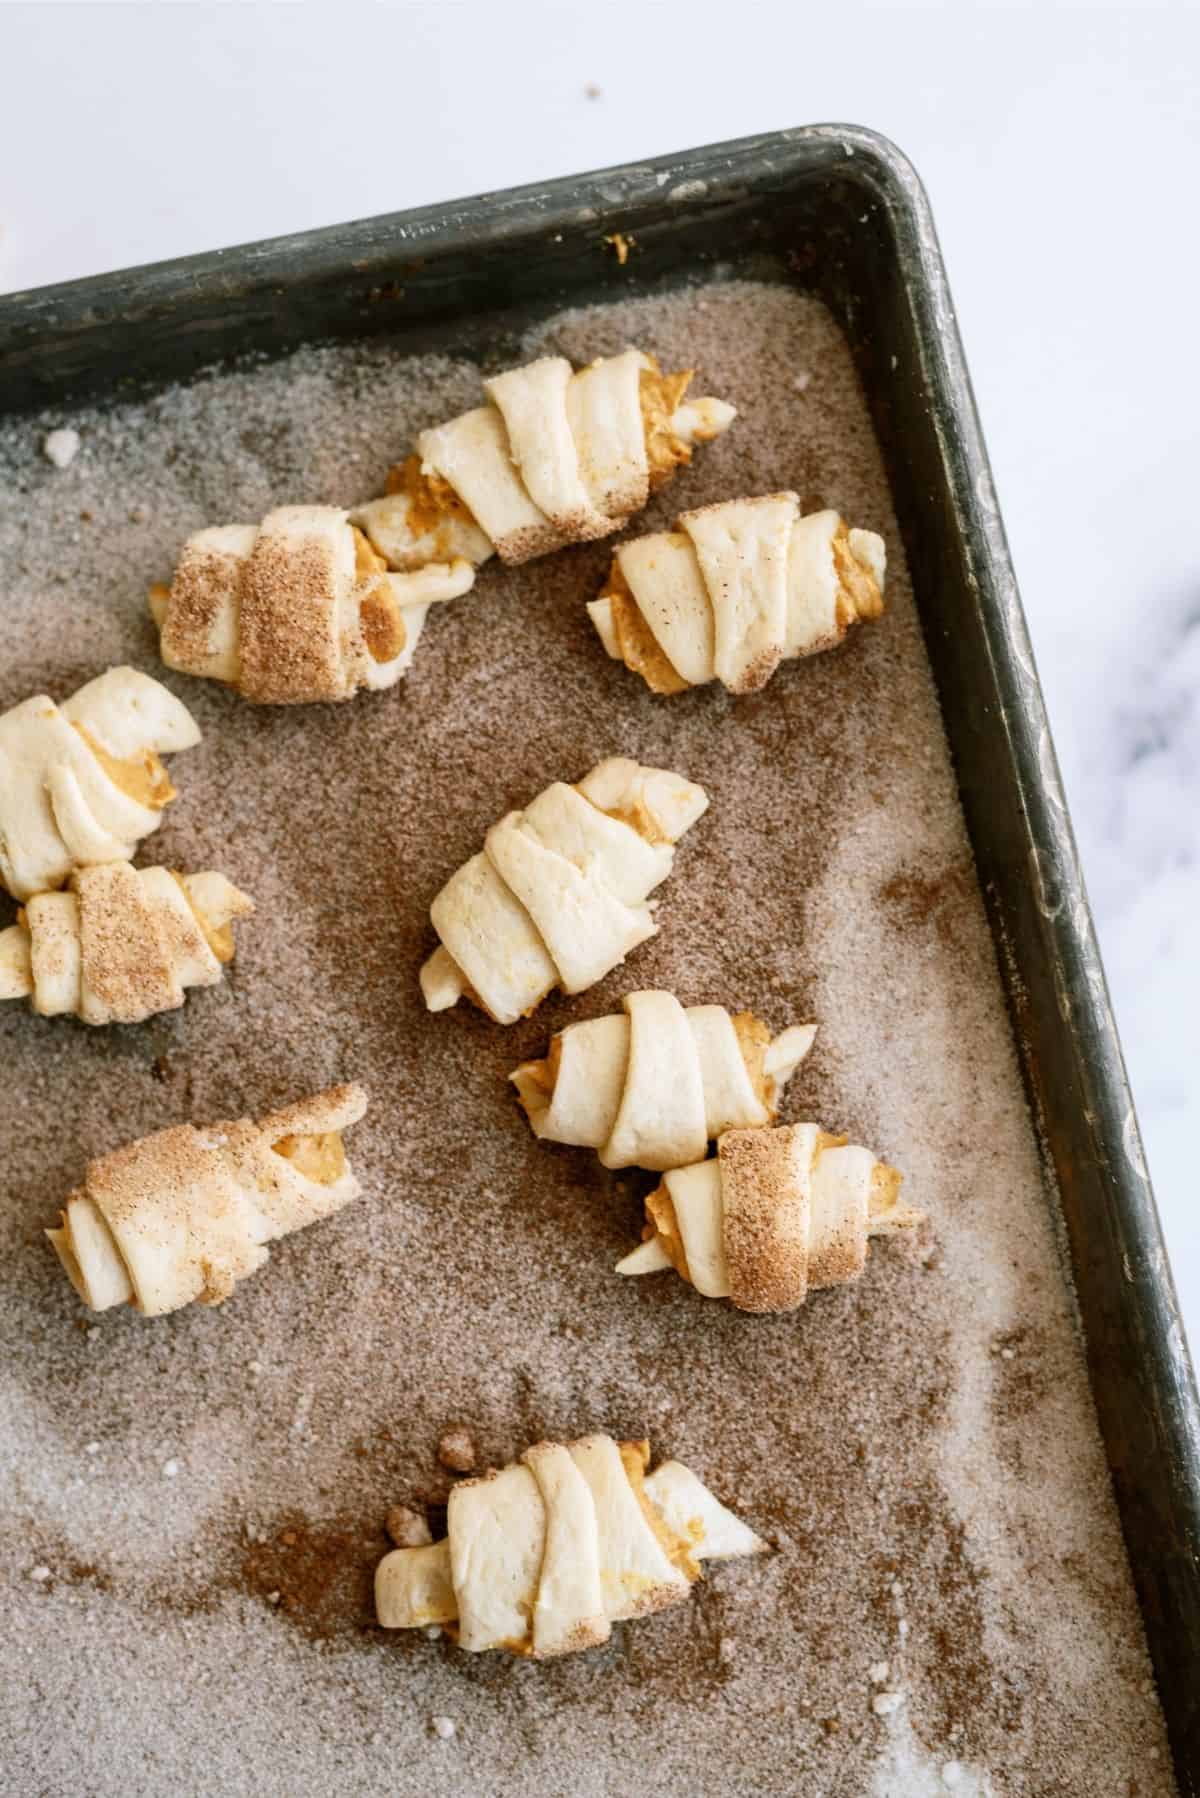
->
[375, 1433, 764, 1657]
[420, 759, 708, 1025]
[353, 349, 735, 572]
[0, 668, 200, 901]
[616, 1122, 923, 1311]
[0, 862, 253, 1024]
[512, 989, 816, 1171]
[45, 1084, 368, 1318]
[588, 495, 886, 696]
[151, 505, 472, 703]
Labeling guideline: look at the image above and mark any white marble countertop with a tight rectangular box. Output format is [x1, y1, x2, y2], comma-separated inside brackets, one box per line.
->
[2, 2, 1196, 1352]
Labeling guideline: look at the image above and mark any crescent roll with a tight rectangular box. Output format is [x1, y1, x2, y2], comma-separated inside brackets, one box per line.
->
[375, 1433, 765, 1657]
[46, 1084, 368, 1318]
[0, 668, 200, 901]
[512, 989, 816, 1171]
[353, 350, 736, 573]
[0, 862, 253, 1024]
[617, 1122, 923, 1312]
[419, 759, 708, 1025]
[151, 506, 474, 704]
[588, 494, 886, 696]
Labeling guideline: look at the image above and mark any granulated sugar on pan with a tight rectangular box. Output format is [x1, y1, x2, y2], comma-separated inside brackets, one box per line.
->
[0, 282, 1175, 1797]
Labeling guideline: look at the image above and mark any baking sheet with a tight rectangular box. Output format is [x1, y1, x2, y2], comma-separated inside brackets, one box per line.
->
[0, 279, 1175, 1796]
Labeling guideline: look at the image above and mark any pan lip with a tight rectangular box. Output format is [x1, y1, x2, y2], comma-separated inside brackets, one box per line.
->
[0, 123, 913, 316]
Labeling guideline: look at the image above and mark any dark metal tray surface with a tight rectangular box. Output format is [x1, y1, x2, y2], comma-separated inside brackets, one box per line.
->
[2, 123, 1197, 1789]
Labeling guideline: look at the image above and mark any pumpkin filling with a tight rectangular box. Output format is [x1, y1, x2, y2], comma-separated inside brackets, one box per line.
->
[620, 1439, 700, 1581]
[73, 724, 175, 811]
[730, 1010, 775, 1113]
[644, 1186, 691, 1283]
[165, 873, 234, 965]
[359, 583, 407, 664]
[350, 526, 408, 664]
[638, 360, 695, 489]
[383, 454, 480, 536]
[582, 780, 675, 849]
[600, 557, 690, 696]
[274, 1131, 347, 1186]
[832, 520, 885, 627]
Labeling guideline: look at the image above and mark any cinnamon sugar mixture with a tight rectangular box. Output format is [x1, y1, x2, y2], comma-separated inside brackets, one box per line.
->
[0, 283, 1174, 1795]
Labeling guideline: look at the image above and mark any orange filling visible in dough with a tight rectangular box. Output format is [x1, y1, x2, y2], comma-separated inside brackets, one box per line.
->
[352, 525, 390, 582]
[832, 520, 885, 628]
[275, 1130, 346, 1185]
[601, 556, 689, 697]
[171, 873, 237, 965]
[619, 1439, 700, 1581]
[582, 781, 675, 850]
[46, 1202, 91, 1307]
[147, 582, 172, 629]
[731, 1010, 774, 1114]
[511, 1034, 563, 1117]
[73, 724, 175, 811]
[869, 1161, 909, 1225]
[497, 1629, 536, 1658]
[638, 360, 695, 490]
[384, 454, 479, 538]
[350, 527, 408, 664]
[644, 1185, 691, 1284]
[359, 582, 407, 664]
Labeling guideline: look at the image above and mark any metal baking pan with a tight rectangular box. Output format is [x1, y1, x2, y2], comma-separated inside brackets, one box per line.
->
[3, 124, 1198, 1787]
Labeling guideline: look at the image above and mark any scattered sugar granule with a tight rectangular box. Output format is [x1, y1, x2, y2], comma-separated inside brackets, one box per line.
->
[792, 371, 811, 391]
[890, 1580, 905, 1599]
[84, 1442, 100, 1456]
[718, 1636, 737, 1663]
[386, 1505, 432, 1549]
[431, 1716, 457, 1741]
[266, 1590, 281, 1606]
[42, 428, 80, 468]
[872, 1692, 906, 1716]
[248, 1361, 263, 1376]
[423, 1625, 443, 1641]
[28, 1565, 51, 1583]
[162, 1460, 179, 1479]
[1001, 1346, 1016, 1361]
[438, 1427, 476, 1473]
